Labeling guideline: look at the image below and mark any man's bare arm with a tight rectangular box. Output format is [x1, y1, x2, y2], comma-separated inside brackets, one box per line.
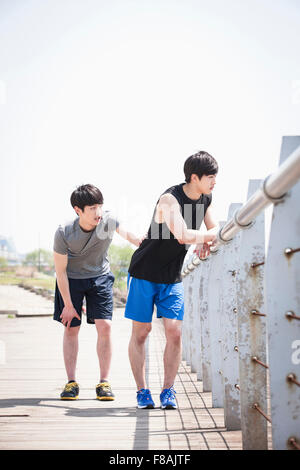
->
[204, 204, 218, 233]
[195, 204, 219, 258]
[158, 193, 216, 244]
[54, 252, 73, 306]
[53, 251, 80, 328]
[116, 224, 143, 247]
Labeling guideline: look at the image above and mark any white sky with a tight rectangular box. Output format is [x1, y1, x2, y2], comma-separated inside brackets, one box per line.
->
[0, 0, 299, 254]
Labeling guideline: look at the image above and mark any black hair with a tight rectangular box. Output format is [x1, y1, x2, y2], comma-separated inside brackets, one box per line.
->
[70, 184, 104, 212]
[184, 151, 218, 183]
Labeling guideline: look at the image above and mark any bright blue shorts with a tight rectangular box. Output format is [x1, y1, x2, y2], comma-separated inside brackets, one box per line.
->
[124, 273, 184, 323]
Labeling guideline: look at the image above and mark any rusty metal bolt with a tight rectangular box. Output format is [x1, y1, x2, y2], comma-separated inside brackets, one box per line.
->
[252, 403, 272, 423]
[251, 356, 269, 369]
[251, 309, 266, 317]
[287, 373, 300, 387]
[288, 437, 300, 450]
[251, 261, 265, 268]
[286, 311, 300, 321]
[284, 247, 300, 256]
[286, 311, 294, 317]
[287, 373, 296, 381]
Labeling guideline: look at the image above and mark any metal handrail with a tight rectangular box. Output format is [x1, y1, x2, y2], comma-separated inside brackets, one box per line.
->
[217, 144, 300, 244]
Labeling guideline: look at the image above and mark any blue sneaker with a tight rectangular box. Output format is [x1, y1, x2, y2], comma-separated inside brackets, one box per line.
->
[160, 386, 177, 409]
[136, 389, 155, 409]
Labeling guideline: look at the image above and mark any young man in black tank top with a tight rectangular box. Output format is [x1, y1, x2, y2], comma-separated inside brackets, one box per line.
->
[124, 151, 219, 409]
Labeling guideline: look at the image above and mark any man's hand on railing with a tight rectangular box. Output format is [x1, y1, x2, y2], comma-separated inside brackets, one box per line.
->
[194, 242, 211, 259]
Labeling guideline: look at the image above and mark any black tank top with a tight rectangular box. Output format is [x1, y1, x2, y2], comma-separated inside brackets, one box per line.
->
[128, 182, 212, 284]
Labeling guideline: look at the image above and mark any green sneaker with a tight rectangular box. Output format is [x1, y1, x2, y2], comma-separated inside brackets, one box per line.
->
[96, 382, 115, 401]
[60, 381, 79, 400]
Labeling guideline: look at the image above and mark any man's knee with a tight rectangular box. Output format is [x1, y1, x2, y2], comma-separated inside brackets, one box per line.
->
[165, 323, 182, 343]
[95, 319, 112, 337]
[132, 322, 152, 344]
[64, 325, 80, 337]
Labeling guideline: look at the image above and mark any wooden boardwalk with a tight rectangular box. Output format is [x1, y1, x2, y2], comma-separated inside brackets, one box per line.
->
[0, 285, 257, 450]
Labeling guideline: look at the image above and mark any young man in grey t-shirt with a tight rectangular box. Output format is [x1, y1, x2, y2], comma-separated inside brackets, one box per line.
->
[53, 184, 141, 401]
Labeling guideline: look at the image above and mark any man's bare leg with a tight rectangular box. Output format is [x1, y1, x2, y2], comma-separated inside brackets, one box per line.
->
[162, 318, 182, 390]
[63, 325, 80, 382]
[128, 320, 152, 390]
[95, 319, 112, 382]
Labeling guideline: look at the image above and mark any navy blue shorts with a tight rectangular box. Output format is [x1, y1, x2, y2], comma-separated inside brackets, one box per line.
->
[53, 272, 115, 327]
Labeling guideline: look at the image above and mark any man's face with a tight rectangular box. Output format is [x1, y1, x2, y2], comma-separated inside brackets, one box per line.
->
[192, 174, 216, 194]
[75, 204, 103, 227]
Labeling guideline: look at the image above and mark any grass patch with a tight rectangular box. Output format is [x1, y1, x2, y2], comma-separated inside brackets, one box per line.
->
[114, 279, 127, 292]
[0, 273, 55, 290]
[0, 275, 21, 286]
[0, 272, 125, 294]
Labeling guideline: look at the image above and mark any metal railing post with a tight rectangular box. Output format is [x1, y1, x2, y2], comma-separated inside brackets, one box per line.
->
[265, 136, 300, 450]
[236, 179, 268, 449]
[221, 203, 243, 430]
[191, 262, 203, 380]
[187, 268, 197, 372]
[199, 257, 213, 392]
[208, 222, 226, 408]
[182, 271, 192, 366]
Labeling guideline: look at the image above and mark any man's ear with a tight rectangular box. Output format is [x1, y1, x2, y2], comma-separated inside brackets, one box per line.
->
[191, 174, 201, 183]
[74, 205, 82, 217]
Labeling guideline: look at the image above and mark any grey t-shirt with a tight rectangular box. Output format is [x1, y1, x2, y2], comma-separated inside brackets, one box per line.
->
[53, 210, 120, 279]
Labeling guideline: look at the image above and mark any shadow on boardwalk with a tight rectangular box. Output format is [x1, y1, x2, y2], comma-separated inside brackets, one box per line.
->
[0, 398, 138, 418]
[0, 397, 232, 450]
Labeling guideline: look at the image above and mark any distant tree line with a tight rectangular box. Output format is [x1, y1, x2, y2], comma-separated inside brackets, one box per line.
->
[108, 244, 134, 287]
[0, 257, 7, 268]
[18, 244, 134, 284]
[23, 249, 54, 272]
